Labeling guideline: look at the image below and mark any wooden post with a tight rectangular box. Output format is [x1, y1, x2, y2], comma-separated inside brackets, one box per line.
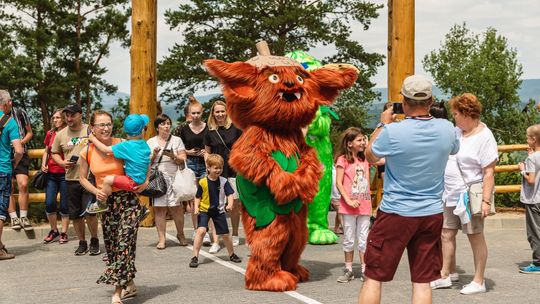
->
[388, 0, 415, 102]
[131, 0, 157, 227]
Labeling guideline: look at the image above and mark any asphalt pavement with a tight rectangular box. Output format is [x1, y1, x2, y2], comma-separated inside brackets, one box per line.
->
[1, 212, 537, 304]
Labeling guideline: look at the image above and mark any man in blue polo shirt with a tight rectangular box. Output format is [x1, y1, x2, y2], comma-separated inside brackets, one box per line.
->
[359, 75, 459, 304]
[0, 90, 24, 260]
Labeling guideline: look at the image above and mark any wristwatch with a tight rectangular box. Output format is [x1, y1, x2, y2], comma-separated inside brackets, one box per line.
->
[376, 122, 385, 129]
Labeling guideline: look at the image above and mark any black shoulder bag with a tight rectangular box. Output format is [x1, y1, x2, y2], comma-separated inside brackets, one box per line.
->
[140, 135, 172, 198]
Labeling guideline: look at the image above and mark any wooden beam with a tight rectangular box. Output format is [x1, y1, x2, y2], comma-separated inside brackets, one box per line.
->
[131, 0, 157, 227]
[388, 0, 415, 103]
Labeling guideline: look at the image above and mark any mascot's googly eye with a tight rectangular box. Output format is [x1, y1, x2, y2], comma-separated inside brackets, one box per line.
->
[268, 74, 280, 83]
[296, 75, 304, 84]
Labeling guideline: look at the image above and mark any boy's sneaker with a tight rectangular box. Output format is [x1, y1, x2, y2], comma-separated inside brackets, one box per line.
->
[89, 237, 101, 255]
[337, 268, 355, 283]
[59, 233, 69, 244]
[229, 253, 241, 263]
[139, 206, 150, 222]
[74, 240, 89, 256]
[43, 230, 60, 243]
[232, 235, 240, 247]
[189, 256, 199, 268]
[20, 217, 33, 231]
[450, 272, 460, 282]
[86, 201, 109, 214]
[430, 276, 452, 289]
[10, 217, 21, 231]
[519, 263, 540, 274]
[0, 245, 15, 260]
[209, 242, 220, 254]
[460, 280, 486, 295]
[202, 233, 211, 246]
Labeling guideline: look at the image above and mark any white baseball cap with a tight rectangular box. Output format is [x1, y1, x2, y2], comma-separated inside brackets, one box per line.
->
[401, 75, 432, 101]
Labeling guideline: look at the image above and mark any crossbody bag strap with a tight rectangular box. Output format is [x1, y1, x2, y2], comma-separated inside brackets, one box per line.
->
[214, 129, 231, 152]
[155, 134, 172, 166]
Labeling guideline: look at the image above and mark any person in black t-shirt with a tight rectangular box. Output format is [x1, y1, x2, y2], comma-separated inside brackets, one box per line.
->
[204, 100, 243, 247]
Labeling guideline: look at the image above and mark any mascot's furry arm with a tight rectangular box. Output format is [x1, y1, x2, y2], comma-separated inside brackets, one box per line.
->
[204, 47, 357, 291]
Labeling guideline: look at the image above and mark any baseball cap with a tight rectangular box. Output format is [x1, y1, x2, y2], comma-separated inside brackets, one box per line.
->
[124, 114, 149, 136]
[401, 75, 432, 101]
[62, 103, 82, 114]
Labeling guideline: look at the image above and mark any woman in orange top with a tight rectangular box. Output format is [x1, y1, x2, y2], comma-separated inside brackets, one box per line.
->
[79, 110, 148, 304]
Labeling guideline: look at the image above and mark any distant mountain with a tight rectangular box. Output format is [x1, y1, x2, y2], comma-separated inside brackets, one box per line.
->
[101, 79, 540, 126]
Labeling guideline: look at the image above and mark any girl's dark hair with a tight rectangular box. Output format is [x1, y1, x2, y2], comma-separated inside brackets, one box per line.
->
[90, 110, 113, 126]
[335, 127, 365, 163]
[154, 113, 172, 130]
[429, 101, 448, 119]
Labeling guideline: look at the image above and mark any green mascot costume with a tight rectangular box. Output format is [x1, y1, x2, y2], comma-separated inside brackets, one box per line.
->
[286, 51, 339, 245]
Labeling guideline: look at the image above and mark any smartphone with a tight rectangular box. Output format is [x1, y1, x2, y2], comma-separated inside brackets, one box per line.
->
[392, 102, 404, 114]
[163, 149, 172, 153]
[69, 155, 79, 163]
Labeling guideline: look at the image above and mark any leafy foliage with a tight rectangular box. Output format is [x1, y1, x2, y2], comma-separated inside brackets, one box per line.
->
[158, 0, 385, 133]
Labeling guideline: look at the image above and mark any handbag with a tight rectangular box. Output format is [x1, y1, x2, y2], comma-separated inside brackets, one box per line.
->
[32, 137, 51, 190]
[456, 159, 496, 216]
[172, 160, 197, 201]
[141, 135, 172, 198]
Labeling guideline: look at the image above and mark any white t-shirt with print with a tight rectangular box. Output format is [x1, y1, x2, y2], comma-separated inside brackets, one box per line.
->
[443, 124, 498, 207]
[146, 135, 186, 176]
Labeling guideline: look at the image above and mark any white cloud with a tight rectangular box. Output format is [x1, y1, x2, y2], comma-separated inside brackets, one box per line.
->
[101, 0, 540, 93]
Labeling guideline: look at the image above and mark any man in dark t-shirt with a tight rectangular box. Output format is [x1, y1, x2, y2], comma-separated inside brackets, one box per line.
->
[2, 92, 34, 231]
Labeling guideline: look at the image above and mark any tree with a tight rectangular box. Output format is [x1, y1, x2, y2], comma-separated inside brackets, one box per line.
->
[0, 0, 130, 134]
[158, 0, 385, 126]
[423, 23, 537, 144]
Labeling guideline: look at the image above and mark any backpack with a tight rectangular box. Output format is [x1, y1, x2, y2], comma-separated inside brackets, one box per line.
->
[0, 113, 12, 136]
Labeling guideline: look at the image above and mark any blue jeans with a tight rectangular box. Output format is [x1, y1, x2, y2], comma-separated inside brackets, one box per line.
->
[187, 157, 206, 180]
[45, 173, 68, 216]
[0, 172, 12, 221]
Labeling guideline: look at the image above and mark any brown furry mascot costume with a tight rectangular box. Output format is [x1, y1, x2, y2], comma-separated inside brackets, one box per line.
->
[204, 42, 357, 291]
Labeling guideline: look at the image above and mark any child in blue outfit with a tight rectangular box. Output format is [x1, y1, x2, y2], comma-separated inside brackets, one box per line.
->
[518, 124, 540, 274]
[86, 114, 151, 214]
[189, 154, 241, 268]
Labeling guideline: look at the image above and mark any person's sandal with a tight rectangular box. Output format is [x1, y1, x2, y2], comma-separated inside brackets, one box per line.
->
[156, 243, 166, 250]
[177, 234, 188, 246]
[121, 282, 138, 299]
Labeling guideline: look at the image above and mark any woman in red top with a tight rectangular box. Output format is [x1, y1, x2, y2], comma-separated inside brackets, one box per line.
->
[42, 109, 69, 244]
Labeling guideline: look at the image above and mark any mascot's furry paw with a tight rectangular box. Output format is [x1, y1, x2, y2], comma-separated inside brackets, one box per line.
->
[308, 229, 339, 245]
[289, 264, 310, 282]
[246, 270, 298, 292]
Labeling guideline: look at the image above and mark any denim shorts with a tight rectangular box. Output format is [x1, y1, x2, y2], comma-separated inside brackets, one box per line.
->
[0, 173, 12, 221]
[187, 157, 206, 180]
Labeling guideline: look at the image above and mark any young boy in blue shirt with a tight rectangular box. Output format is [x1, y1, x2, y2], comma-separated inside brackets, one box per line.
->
[86, 114, 151, 214]
[190, 154, 241, 268]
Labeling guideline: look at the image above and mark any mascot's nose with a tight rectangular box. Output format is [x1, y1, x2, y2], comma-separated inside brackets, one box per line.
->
[284, 81, 294, 88]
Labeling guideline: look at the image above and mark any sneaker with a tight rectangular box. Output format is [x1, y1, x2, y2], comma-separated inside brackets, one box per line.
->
[519, 263, 540, 274]
[86, 201, 109, 214]
[189, 256, 199, 268]
[59, 233, 69, 244]
[202, 233, 211, 246]
[139, 206, 150, 222]
[209, 242, 221, 254]
[20, 217, 33, 231]
[337, 268, 355, 283]
[0, 245, 15, 260]
[74, 240, 89, 256]
[10, 217, 21, 231]
[460, 281, 486, 295]
[232, 235, 240, 247]
[229, 253, 241, 263]
[430, 276, 452, 289]
[450, 272, 460, 282]
[89, 237, 101, 255]
[43, 230, 60, 243]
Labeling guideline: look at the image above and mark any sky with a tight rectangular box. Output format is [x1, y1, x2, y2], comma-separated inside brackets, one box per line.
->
[101, 0, 540, 95]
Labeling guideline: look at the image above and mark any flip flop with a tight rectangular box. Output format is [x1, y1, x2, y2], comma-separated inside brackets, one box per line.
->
[177, 234, 188, 246]
[121, 284, 138, 299]
[156, 243, 166, 250]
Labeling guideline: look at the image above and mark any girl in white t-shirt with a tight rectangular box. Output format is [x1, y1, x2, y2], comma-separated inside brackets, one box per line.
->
[335, 127, 372, 283]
